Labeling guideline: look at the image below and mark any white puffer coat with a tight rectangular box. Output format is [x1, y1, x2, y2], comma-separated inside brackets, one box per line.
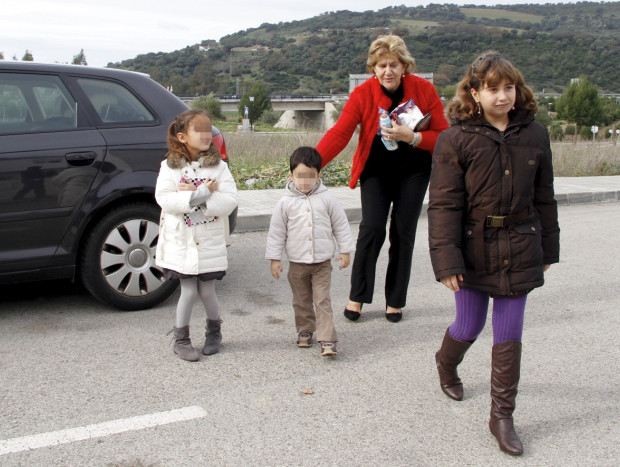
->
[155, 155, 238, 275]
[265, 180, 355, 263]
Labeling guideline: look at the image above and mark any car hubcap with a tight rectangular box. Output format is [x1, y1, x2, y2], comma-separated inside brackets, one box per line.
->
[99, 219, 165, 297]
[128, 247, 148, 268]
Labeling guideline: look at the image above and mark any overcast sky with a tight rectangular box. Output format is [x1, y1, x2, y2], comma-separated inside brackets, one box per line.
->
[1, 0, 596, 67]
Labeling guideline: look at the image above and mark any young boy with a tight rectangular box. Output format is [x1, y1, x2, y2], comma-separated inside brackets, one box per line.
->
[265, 147, 355, 356]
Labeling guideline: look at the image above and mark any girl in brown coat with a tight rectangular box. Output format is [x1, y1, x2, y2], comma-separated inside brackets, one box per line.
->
[428, 52, 560, 456]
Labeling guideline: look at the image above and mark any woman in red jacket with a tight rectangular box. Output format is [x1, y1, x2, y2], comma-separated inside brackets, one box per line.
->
[316, 35, 448, 322]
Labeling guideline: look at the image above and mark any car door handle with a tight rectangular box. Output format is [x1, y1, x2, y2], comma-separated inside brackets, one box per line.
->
[65, 151, 97, 166]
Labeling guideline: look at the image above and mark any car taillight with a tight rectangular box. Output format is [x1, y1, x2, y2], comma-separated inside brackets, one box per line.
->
[219, 138, 228, 162]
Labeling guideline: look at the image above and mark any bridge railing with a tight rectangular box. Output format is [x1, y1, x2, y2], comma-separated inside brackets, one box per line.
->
[179, 94, 349, 102]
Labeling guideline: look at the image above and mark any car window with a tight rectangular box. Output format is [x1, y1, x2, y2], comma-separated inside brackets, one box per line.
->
[77, 78, 156, 124]
[0, 73, 77, 134]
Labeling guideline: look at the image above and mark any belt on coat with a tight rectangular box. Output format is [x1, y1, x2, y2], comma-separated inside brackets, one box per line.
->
[470, 208, 534, 274]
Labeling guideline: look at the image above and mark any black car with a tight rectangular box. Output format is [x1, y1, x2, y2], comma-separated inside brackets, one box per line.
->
[0, 62, 234, 310]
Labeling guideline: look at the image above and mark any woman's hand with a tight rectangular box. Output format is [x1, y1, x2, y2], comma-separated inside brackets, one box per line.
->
[380, 118, 415, 144]
[440, 274, 463, 292]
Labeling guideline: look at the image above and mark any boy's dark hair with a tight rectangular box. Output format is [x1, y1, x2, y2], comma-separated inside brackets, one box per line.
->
[290, 146, 322, 173]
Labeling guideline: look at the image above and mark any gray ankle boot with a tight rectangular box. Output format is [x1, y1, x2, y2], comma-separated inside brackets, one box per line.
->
[203, 319, 222, 355]
[172, 326, 199, 362]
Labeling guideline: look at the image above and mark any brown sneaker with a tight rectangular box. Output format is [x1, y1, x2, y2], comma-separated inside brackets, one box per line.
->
[297, 331, 313, 348]
[320, 342, 337, 356]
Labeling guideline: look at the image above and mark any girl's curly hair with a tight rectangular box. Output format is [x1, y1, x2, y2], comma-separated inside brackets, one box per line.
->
[447, 51, 537, 122]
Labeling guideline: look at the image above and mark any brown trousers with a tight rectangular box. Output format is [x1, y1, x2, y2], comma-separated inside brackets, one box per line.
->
[287, 260, 337, 342]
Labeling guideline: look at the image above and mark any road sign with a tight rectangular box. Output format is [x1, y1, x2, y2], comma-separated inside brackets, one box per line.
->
[591, 125, 599, 134]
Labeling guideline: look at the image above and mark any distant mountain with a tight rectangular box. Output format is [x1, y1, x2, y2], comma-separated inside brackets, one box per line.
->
[108, 2, 620, 96]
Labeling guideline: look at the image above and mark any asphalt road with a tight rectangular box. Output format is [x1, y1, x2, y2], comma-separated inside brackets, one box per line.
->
[0, 202, 618, 466]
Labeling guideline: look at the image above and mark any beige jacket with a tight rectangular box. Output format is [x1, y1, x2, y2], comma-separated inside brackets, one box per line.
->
[265, 180, 355, 264]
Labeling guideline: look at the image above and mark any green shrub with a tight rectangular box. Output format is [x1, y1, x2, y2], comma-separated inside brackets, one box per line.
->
[259, 110, 283, 126]
[230, 156, 352, 190]
[191, 93, 225, 120]
[550, 123, 564, 141]
[580, 125, 594, 140]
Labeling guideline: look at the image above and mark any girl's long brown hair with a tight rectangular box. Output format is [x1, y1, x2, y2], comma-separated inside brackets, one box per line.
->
[447, 51, 537, 122]
[166, 109, 213, 163]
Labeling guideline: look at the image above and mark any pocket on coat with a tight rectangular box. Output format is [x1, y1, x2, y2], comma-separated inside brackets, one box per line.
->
[462, 222, 499, 273]
[160, 216, 184, 246]
[510, 219, 543, 269]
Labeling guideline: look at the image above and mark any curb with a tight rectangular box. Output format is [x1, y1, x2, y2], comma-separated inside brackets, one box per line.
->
[235, 189, 619, 233]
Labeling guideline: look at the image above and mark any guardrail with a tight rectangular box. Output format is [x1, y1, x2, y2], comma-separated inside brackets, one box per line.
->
[179, 94, 349, 102]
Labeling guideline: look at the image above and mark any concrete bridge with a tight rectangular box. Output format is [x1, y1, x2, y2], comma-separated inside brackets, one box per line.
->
[181, 95, 349, 130]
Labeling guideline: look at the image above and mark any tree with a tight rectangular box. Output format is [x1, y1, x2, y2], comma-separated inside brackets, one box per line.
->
[191, 93, 225, 120]
[580, 124, 594, 140]
[72, 49, 88, 66]
[0, 51, 4, 60]
[600, 97, 620, 126]
[535, 105, 553, 127]
[549, 123, 564, 141]
[555, 76, 603, 128]
[22, 50, 33, 61]
[238, 82, 272, 123]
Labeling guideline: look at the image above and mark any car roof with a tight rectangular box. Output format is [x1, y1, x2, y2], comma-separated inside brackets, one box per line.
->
[0, 61, 150, 80]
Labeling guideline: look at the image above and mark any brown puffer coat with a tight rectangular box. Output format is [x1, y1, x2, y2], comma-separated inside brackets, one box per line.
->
[428, 109, 560, 296]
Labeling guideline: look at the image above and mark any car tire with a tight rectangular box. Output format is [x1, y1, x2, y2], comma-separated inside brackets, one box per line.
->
[79, 202, 178, 310]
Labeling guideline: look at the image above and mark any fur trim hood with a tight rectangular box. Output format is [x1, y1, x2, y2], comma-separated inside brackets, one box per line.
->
[166, 144, 221, 169]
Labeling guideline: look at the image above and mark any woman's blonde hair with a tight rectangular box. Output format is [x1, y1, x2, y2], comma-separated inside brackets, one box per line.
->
[366, 35, 416, 74]
[448, 51, 537, 121]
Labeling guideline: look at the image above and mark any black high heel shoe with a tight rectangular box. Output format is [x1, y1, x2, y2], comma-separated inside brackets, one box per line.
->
[385, 308, 402, 322]
[344, 304, 362, 321]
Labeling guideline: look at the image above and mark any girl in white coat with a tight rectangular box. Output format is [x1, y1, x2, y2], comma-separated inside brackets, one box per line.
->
[155, 110, 238, 361]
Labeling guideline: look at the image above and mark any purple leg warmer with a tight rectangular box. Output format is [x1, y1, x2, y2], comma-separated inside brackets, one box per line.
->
[491, 294, 527, 345]
[448, 288, 489, 343]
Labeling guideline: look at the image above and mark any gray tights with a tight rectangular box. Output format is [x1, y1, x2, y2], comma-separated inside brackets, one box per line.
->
[175, 278, 220, 328]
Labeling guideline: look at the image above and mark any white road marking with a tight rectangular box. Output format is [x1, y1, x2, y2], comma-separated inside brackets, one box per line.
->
[0, 405, 207, 456]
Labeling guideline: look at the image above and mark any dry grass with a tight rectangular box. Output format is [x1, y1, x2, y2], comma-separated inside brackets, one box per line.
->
[224, 132, 620, 189]
[552, 142, 620, 176]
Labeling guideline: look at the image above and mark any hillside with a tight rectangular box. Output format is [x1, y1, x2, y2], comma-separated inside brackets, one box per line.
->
[108, 2, 620, 96]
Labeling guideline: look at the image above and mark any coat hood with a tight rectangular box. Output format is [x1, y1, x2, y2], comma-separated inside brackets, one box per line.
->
[285, 179, 327, 197]
[452, 108, 535, 130]
[166, 144, 221, 169]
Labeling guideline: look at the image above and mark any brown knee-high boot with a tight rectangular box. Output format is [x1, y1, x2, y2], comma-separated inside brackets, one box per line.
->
[489, 340, 523, 456]
[435, 328, 473, 401]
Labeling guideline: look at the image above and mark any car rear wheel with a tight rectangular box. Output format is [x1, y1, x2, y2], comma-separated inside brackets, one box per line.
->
[79, 202, 178, 310]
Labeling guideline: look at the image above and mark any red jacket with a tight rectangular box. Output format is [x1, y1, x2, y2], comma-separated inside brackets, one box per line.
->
[316, 74, 449, 189]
